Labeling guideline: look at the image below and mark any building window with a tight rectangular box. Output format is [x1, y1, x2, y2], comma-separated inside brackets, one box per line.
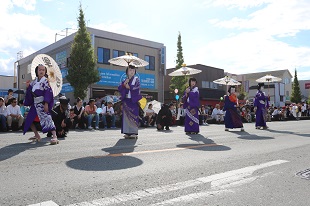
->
[97, 48, 110, 64]
[280, 96, 283, 101]
[286, 91, 289, 96]
[202, 81, 210, 88]
[284, 78, 290, 84]
[145, 55, 155, 70]
[210, 82, 218, 89]
[113, 50, 125, 58]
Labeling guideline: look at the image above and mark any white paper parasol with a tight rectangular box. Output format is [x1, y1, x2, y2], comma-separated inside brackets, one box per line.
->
[256, 75, 282, 83]
[143, 100, 162, 114]
[213, 76, 241, 86]
[31, 54, 63, 97]
[168, 65, 202, 76]
[108, 53, 149, 67]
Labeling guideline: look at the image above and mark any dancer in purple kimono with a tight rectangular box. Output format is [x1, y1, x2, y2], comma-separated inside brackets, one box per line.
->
[23, 64, 58, 144]
[254, 83, 269, 129]
[223, 86, 244, 131]
[182, 78, 200, 134]
[118, 65, 142, 139]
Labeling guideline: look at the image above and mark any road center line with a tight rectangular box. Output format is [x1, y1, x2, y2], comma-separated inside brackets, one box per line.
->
[92, 143, 219, 157]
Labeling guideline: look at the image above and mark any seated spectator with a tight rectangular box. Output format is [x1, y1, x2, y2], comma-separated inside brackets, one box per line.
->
[84, 99, 99, 130]
[73, 97, 86, 129]
[0, 97, 7, 132]
[211, 104, 224, 123]
[6, 98, 24, 131]
[101, 101, 116, 129]
[156, 104, 172, 131]
[176, 103, 185, 126]
[4, 89, 14, 106]
[145, 103, 157, 127]
[199, 105, 208, 125]
[114, 102, 123, 127]
[271, 107, 281, 121]
[49, 96, 72, 138]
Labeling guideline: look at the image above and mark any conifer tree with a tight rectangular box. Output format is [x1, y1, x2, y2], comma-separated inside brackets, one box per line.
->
[290, 69, 302, 103]
[169, 32, 188, 96]
[66, 4, 100, 100]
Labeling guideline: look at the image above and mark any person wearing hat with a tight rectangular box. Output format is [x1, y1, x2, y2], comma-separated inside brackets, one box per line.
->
[49, 96, 72, 138]
[118, 65, 142, 139]
[23, 64, 58, 144]
[254, 83, 269, 129]
[223, 86, 244, 131]
[182, 77, 200, 134]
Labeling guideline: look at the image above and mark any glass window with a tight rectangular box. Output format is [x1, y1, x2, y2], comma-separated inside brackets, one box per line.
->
[202, 81, 210, 88]
[145, 55, 155, 70]
[113, 50, 125, 58]
[97, 47, 110, 64]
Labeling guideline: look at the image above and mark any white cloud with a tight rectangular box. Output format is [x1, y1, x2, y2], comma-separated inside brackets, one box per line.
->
[0, 0, 57, 76]
[188, 0, 310, 80]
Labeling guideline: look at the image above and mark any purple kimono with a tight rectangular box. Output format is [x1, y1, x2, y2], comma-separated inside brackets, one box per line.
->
[182, 86, 200, 133]
[223, 95, 243, 129]
[254, 90, 269, 127]
[23, 77, 56, 134]
[118, 76, 142, 135]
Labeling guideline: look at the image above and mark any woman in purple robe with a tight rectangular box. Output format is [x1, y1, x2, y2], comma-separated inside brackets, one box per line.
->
[223, 86, 244, 131]
[182, 78, 200, 134]
[23, 64, 58, 144]
[254, 83, 269, 129]
[118, 65, 142, 139]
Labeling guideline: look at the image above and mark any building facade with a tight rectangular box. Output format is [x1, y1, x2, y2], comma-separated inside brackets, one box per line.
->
[298, 80, 310, 102]
[164, 64, 226, 106]
[17, 27, 166, 104]
[236, 70, 293, 107]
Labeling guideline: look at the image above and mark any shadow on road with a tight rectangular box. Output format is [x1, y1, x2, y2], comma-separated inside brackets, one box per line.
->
[234, 131, 274, 140]
[176, 134, 231, 151]
[0, 140, 49, 162]
[66, 138, 143, 171]
[266, 129, 310, 138]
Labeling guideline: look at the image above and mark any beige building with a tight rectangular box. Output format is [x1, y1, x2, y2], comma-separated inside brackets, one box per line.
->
[16, 27, 166, 104]
[236, 69, 293, 107]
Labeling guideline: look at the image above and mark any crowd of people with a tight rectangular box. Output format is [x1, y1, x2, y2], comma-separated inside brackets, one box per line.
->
[1, 64, 310, 144]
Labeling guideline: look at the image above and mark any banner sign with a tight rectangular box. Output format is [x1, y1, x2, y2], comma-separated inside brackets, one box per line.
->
[96, 68, 155, 89]
[60, 83, 74, 93]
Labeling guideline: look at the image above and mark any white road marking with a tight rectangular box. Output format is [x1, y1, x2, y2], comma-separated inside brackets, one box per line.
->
[28, 200, 59, 206]
[150, 190, 233, 206]
[64, 159, 288, 206]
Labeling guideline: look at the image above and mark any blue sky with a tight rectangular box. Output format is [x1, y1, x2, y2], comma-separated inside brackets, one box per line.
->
[1, 0, 310, 79]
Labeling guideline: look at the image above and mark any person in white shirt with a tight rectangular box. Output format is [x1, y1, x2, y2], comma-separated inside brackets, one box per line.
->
[0, 97, 8, 132]
[145, 103, 157, 127]
[176, 103, 186, 126]
[271, 107, 281, 121]
[211, 104, 224, 123]
[101, 101, 116, 129]
[6, 97, 24, 131]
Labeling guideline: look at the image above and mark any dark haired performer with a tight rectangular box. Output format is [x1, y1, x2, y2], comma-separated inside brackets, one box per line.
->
[182, 77, 200, 134]
[223, 86, 244, 131]
[23, 64, 59, 145]
[254, 83, 269, 129]
[118, 65, 142, 139]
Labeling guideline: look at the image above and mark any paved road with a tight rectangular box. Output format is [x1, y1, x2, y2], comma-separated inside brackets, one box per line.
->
[1, 120, 310, 206]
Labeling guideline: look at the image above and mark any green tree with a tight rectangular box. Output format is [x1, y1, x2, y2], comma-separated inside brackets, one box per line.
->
[290, 69, 302, 103]
[169, 32, 188, 96]
[66, 4, 100, 100]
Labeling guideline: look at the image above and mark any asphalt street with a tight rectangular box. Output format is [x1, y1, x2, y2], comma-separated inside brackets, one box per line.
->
[0, 120, 310, 206]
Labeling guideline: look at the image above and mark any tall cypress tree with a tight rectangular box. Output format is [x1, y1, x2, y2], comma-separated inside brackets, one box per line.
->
[169, 32, 188, 95]
[66, 3, 100, 100]
[290, 69, 302, 103]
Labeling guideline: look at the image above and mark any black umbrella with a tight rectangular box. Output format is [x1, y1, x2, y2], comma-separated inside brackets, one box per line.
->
[13, 89, 25, 94]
